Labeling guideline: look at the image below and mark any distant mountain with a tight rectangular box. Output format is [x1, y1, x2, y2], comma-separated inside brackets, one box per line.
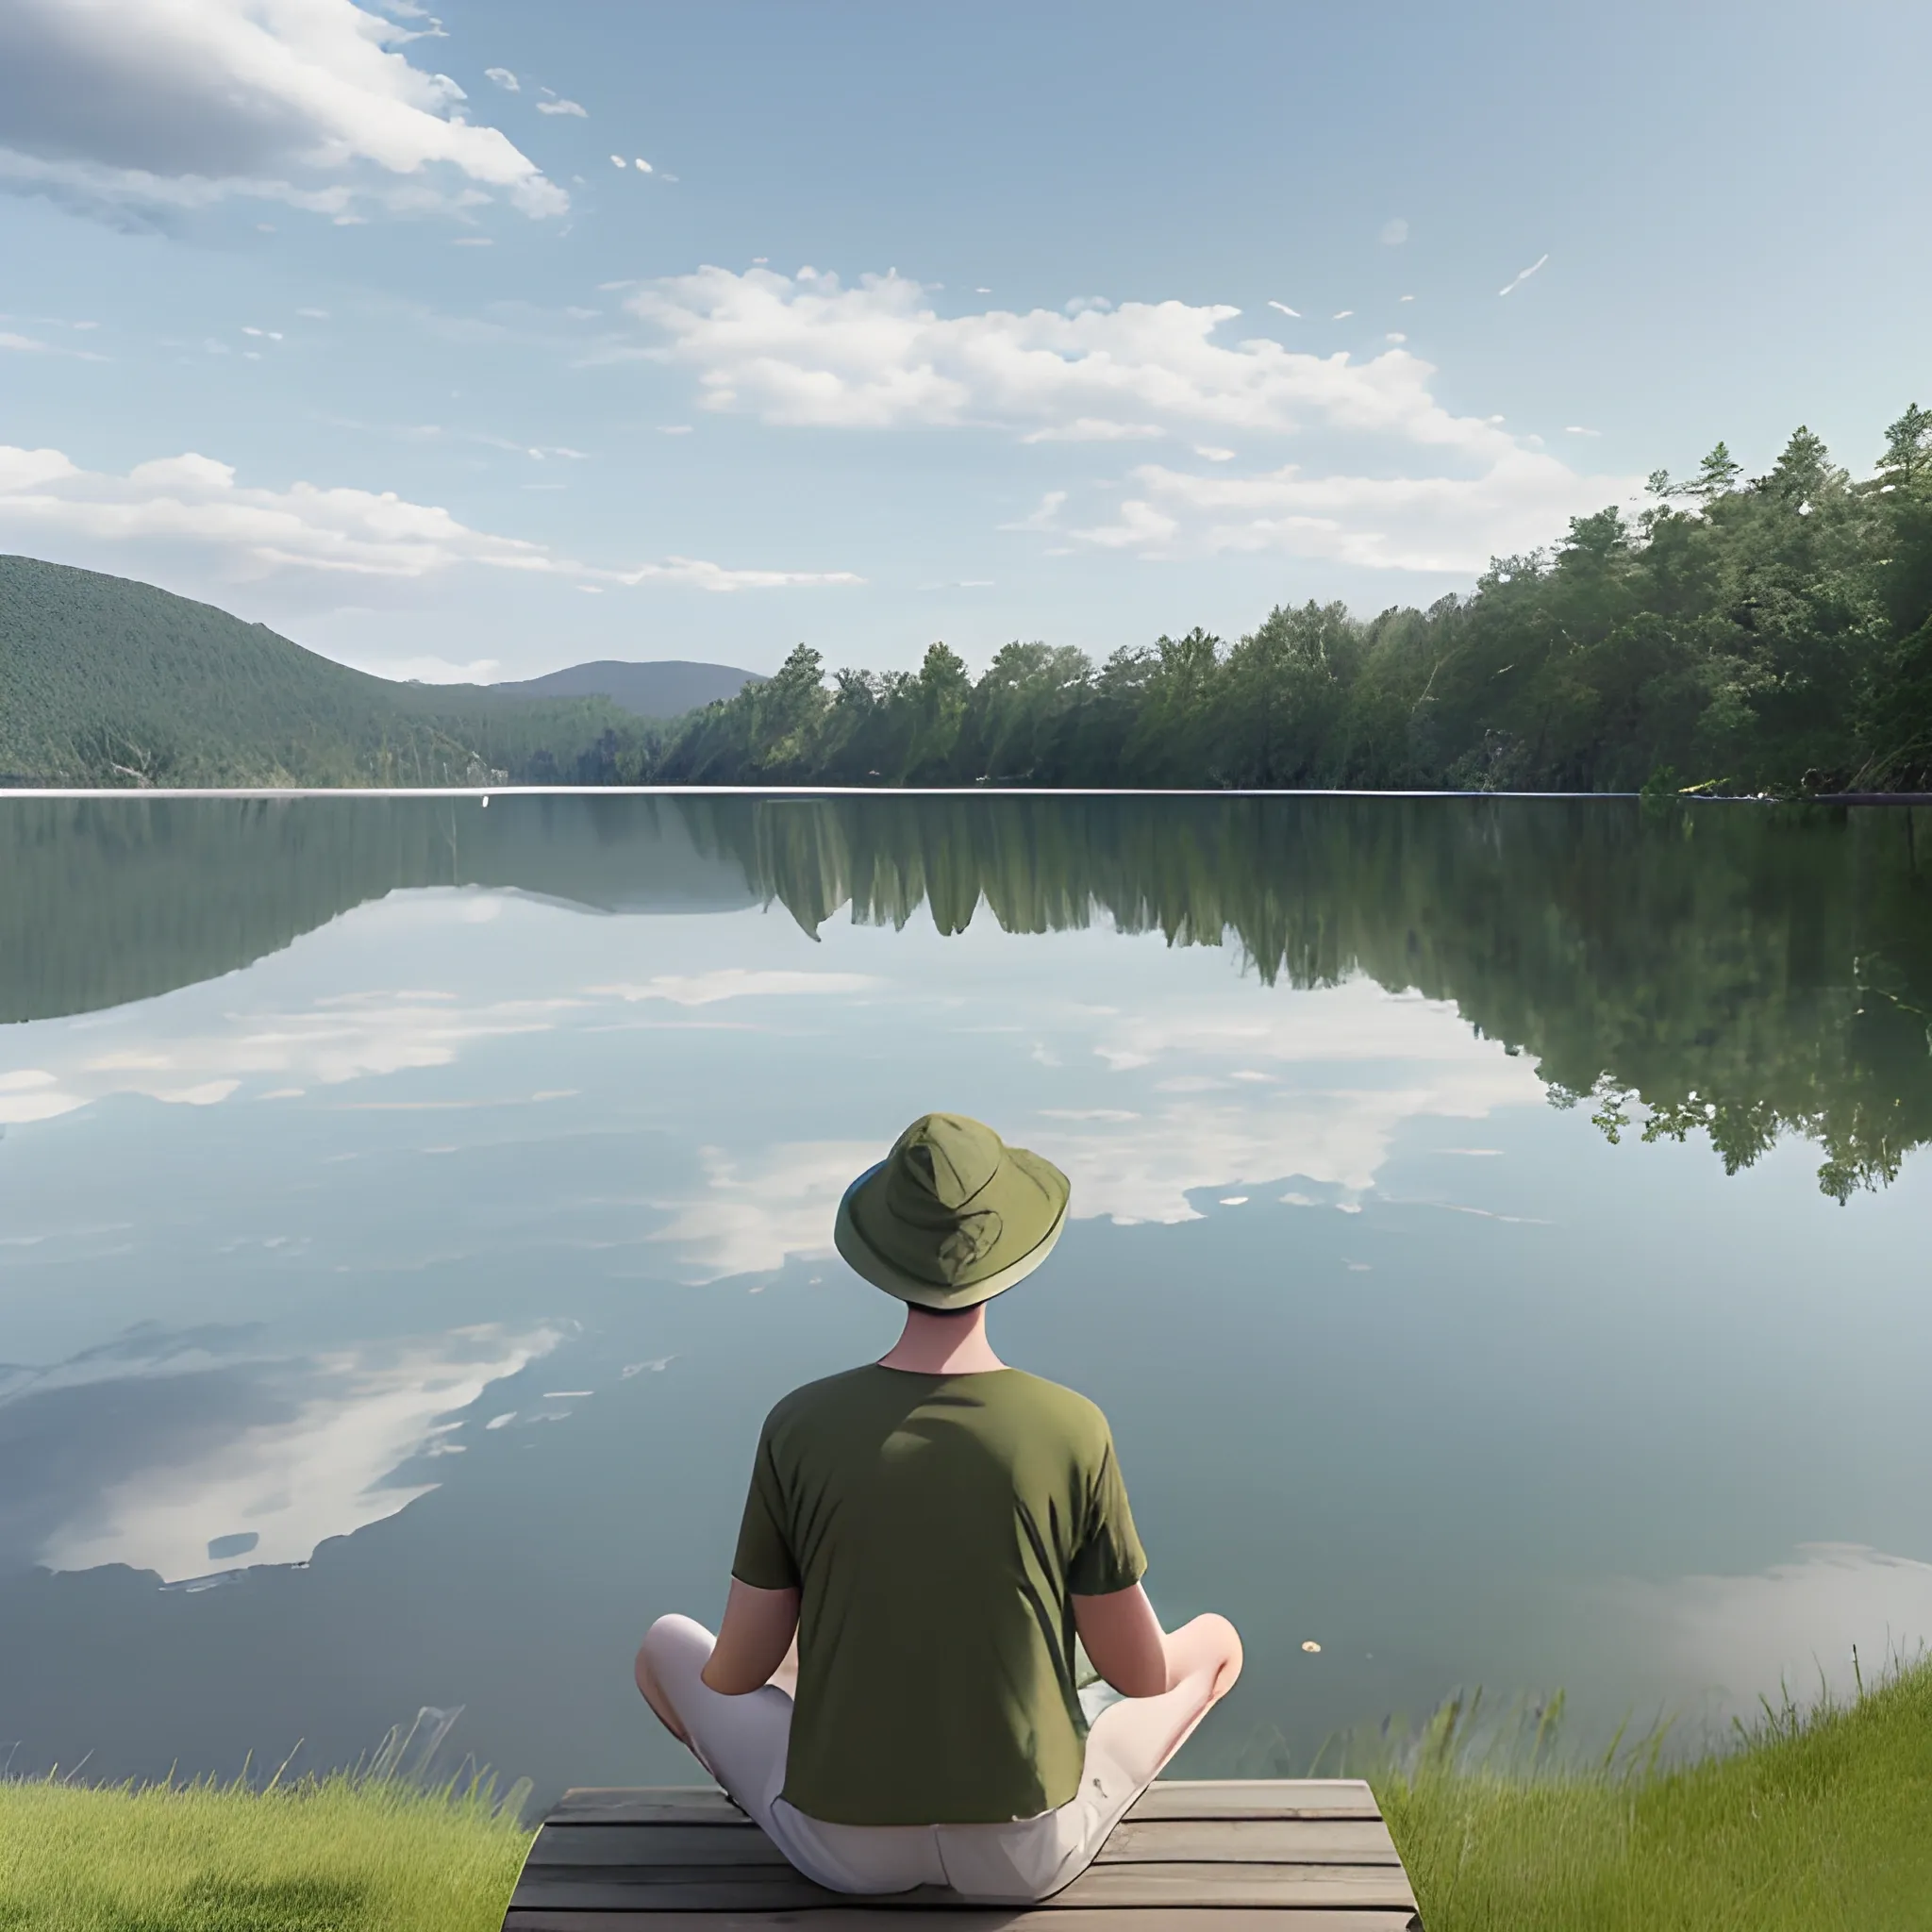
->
[491, 658, 763, 717]
[0, 555, 642, 788]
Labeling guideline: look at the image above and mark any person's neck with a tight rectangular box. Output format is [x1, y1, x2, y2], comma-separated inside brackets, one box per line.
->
[876, 1302, 1006, 1374]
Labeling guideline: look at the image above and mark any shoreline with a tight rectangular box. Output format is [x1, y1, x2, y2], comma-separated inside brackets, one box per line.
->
[6, 1657, 1927, 1930]
[2, 783, 1929, 804]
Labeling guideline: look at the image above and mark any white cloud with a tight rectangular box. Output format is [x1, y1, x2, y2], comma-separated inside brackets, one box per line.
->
[484, 66, 519, 92]
[625, 267, 1528, 457]
[537, 98, 587, 117]
[1499, 253, 1550, 297]
[1379, 217, 1408, 244]
[1066, 498, 1181, 553]
[0, 441, 864, 590]
[1000, 490, 1067, 533]
[0, 0, 566, 225]
[612, 262, 1636, 573]
[588, 970, 879, 1006]
[0, 441, 557, 581]
[1064, 448, 1646, 572]
[597, 557, 865, 593]
[1020, 419, 1164, 445]
[0, 326, 105, 362]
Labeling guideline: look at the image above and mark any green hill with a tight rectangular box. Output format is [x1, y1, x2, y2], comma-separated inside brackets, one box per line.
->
[0, 555, 646, 787]
[491, 658, 761, 716]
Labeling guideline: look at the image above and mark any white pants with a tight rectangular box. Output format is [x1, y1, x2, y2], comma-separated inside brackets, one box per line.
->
[641, 1615, 1218, 1902]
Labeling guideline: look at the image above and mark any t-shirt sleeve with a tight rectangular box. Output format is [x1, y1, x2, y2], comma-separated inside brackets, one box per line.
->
[1067, 1426, 1148, 1597]
[729, 1416, 801, 1591]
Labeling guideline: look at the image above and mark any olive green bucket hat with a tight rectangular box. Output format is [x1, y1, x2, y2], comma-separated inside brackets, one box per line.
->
[834, 1113, 1071, 1311]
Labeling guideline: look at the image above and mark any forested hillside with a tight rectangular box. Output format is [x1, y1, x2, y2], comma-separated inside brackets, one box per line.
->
[8, 406, 1930, 793]
[0, 557, 651, 787]
[657, 409, 1932, 794]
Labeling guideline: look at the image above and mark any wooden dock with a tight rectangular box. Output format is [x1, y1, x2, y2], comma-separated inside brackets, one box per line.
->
[502, 1779, 1424, 1928]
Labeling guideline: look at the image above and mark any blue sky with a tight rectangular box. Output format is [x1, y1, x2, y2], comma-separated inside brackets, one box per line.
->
[2, 0, 1927, 682]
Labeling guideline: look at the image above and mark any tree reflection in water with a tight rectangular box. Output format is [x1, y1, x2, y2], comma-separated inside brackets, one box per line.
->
[5, 792, 1927, 1198]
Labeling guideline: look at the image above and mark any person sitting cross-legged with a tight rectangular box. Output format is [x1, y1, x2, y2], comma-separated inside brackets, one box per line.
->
[634, 1111, 1243, 1903]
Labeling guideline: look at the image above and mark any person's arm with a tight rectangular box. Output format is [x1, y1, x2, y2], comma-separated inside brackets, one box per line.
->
[1072, 1581, 1172, 1698]
[700, 1578, 801, 1694]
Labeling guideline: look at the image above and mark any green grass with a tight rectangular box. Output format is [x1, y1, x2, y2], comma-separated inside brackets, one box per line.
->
[7, 1663, 1929, 1929]
[0, 1774, 532, 1932]
[1374, 1658, 1932, 1931]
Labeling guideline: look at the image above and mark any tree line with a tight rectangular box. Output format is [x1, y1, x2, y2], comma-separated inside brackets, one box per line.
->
[636, 408, 1932, 795]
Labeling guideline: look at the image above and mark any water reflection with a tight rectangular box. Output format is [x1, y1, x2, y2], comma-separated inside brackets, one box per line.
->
[7, 794, 1928, 1194]
[0, 793, 1928, 1799]
[0, 1322, 562, 1583]
[1587, 1544, 1932, 1734]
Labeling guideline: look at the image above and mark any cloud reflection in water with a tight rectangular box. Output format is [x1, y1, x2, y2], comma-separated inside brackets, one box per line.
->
[0, 1323, 561, 1584]
[1601, 1543, 1932, 1720]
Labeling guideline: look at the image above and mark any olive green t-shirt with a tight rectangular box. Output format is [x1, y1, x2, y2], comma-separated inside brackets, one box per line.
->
[730, 1364, 1147, 1826]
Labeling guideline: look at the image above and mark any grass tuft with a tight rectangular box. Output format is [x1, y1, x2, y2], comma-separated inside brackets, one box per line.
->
[0, 1773, 532, 1932]
[1374, 1656, 1932, 1931]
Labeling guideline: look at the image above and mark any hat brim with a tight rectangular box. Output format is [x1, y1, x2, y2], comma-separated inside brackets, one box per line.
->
[833, 1159, 1068, 1310]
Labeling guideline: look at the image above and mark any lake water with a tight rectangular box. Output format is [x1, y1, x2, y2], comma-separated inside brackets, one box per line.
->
[3, 792, 1930, 1806]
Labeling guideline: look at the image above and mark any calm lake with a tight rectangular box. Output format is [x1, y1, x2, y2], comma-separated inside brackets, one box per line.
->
[3, 792, 1929, 1805]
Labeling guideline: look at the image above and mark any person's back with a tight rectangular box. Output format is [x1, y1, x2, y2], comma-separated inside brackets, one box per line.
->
[738, 1363, 1144, 1824]
[635, 1113, 1242, 1902]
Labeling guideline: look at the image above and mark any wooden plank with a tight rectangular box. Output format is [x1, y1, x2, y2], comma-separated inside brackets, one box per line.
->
[541, 1778, 1384, 1828]
[524, 1816, 1400, 1872]
[508, 1860, 1417, 1913]
[545, 1786, 743, 1825]
[1057, 1859, 1416, 1910]
[1125, 1778, 1381, 1822]
[1095, 1817, 1402, 1865]
[507, 1910, 1424, 1931]
[525, 1824, 787, 1868]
